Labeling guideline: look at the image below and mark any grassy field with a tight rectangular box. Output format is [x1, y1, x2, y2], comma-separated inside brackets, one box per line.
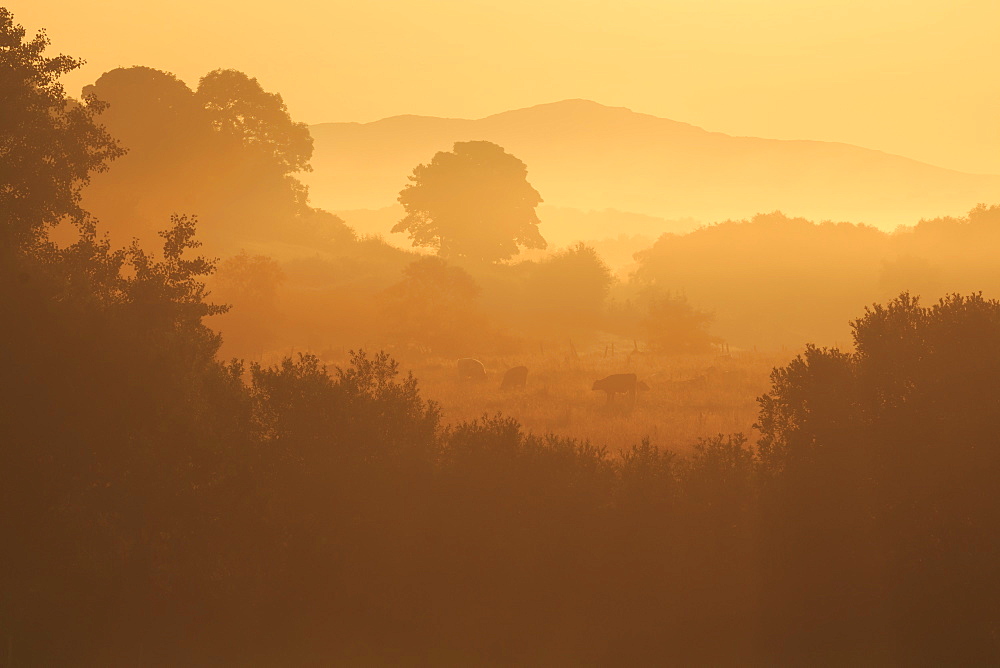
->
[399, 350, 793, 454]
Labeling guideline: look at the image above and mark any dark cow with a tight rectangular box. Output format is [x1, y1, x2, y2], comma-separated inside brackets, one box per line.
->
[457, 358, 487, 382]
[500, 365, 528, 390]
[592, 373, 649, 404]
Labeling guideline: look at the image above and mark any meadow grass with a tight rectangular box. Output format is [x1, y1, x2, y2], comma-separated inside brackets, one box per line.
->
[403, 350, 793, 454]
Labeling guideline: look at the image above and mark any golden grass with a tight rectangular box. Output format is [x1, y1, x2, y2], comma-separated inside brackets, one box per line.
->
[402, 350, 793, 455]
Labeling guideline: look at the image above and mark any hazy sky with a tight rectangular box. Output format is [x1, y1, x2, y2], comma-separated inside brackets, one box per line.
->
[10, 0, 1000, 174]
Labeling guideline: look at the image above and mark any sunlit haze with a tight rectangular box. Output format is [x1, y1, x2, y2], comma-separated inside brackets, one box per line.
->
[10, 0, 1000, 174]
[7, 2, 1000, 663]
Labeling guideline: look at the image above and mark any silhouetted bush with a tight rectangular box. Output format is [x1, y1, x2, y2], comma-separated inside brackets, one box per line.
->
[755, 292, 1000, 664]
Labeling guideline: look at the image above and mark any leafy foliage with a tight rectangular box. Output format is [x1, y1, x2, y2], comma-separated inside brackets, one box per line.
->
[80, 65, 321, 253]
[640, 289, 721, 353]
[393, 140, 547, 262]
[0, 8, 123, 248]
[523, 242, 613, 332]
[197, 68, 313, 176]
[755, 292, 1000, 662]
[379, 256, 491, 354]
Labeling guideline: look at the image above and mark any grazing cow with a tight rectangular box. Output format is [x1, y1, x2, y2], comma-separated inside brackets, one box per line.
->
[592, 373, 650, 404]
[500, 365, 528, 390]
[457, 358, 487, 382]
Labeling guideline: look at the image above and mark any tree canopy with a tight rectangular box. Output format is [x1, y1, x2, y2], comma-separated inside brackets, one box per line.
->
[753, 292, 1000, 660]
[80, 65, 318, 253]
[0, 8, 123, 249]
[197, 69, 313, 177]
[393, 140, 546, 263]
[522, 243, 613, 333]
[380, 256, 489, 354]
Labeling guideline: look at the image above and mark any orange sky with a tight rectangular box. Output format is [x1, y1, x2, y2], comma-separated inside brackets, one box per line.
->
[10, 0, 1000, 174]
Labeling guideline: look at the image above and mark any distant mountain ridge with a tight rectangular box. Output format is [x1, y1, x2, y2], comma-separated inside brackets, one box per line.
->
[303, 99, 1000, 232]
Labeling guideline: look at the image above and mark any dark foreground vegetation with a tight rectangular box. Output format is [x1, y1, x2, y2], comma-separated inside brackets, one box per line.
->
[4, 8, 1000, 665]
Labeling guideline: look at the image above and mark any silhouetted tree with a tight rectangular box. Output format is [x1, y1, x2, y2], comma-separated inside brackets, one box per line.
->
[0, 211, 237, 663]
[755, 292, 1000, 663]
[640, 289, 721, 354]
[523, 243, 613, 333]
[294, 207, 357, 247]
[393, 141, 546, 262]
[211, 251, 285, 357]
[380, 256, 490, 354]
[80, 66, 230, 243]
[0, 8, 123, 248]
[196, 68, 313, 213]
[631, 211, 890, 349]
[197, 69, 312, 176]
[81, 66, 319, 252]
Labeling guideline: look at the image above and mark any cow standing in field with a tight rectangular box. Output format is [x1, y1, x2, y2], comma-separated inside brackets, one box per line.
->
[457, 358, 487, 382]
[592, 373, 649, 404]
[500, 366, 528, 390]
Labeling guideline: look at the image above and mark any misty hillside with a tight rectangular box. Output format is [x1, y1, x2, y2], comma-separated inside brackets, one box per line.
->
[305, 99, 1000, 230]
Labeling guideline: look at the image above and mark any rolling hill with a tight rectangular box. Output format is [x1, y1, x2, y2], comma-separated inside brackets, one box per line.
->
[304, 99, 1000, 235]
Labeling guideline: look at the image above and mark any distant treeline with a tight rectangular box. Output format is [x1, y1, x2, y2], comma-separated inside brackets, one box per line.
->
[50, 34, 1000, 358]
[67, 61, 719, 358]
[210, 205, 1000, 360]
[4, 8, 1000, 665]
[635, 206, 1000, 349]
